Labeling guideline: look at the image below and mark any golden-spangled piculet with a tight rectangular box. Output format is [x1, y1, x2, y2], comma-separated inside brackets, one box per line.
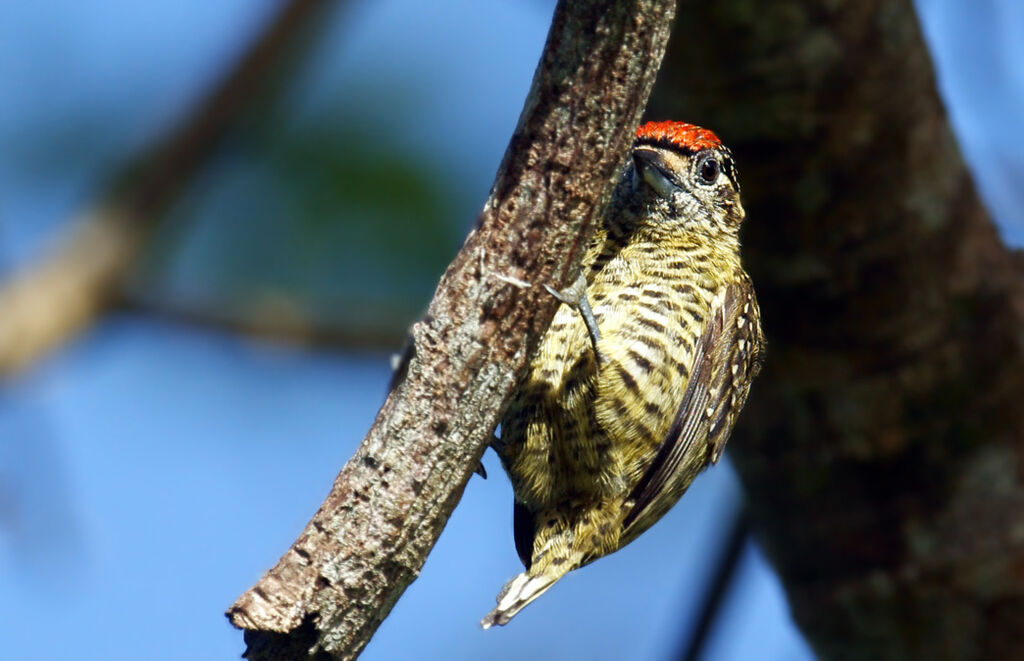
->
[482, 121, 764, 627]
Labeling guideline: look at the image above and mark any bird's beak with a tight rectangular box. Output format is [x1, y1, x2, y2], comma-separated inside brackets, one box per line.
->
[633, 147, 677, 200]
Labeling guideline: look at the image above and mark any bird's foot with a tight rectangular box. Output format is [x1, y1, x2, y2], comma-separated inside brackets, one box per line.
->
[491, 268, 603, 363]
[544, 272, 604, 363]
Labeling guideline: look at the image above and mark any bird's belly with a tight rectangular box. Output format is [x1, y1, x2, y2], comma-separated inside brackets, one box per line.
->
[592, 291, 696, 486]
[499, 304, 605, 506]
[499, 284, 701, 509]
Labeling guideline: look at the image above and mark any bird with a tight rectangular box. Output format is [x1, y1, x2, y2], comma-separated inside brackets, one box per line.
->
[481, 120, 764, 628]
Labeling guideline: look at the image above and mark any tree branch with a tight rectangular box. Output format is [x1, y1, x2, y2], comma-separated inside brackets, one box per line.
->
[226, 1, 676, 658]
[0, 0, 323, 377]
[122, 295, 406, 351]
[650, 1, 1024, 658]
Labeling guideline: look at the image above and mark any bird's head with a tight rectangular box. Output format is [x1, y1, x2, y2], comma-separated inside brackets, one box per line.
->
[625, 120, 744, 236]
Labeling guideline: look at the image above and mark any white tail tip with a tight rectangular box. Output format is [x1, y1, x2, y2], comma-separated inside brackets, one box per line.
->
[480, 572, 559, 629]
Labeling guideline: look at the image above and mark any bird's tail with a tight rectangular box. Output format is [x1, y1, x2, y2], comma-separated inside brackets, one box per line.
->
[480, 570, 562, 629]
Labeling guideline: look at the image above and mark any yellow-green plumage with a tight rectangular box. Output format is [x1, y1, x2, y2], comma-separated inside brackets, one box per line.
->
[482, 121, 763, 627]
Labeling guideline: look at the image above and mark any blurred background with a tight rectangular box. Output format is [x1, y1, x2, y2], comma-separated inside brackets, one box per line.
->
[0, 1, 1020, 659]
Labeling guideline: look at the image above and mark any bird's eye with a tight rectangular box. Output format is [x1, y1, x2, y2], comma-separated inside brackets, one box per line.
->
[697, 154, 720, 185]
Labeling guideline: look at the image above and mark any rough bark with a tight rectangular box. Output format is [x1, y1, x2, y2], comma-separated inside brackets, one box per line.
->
[226, 1, 676, 659]
[648, 1, 1024, 659]
[0, 0, 322, 377]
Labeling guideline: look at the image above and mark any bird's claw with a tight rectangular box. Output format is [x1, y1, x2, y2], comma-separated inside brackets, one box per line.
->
[546, 272, 604, 363]
[543, 273, 587, 307]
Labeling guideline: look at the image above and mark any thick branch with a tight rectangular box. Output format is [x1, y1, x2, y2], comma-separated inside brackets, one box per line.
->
[226, 1, 676, 658]
[650, 1, 1024, 658]
[0, 0, 322, 377]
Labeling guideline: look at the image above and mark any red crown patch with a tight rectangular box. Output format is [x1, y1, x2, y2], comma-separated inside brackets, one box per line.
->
[635, 121, 722, 152]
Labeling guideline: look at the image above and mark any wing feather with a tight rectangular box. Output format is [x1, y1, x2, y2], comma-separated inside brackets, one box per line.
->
[622, 280, 761, 533]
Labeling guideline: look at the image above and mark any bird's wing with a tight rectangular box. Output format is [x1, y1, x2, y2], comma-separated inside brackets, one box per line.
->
[622, 279, 762, 533]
